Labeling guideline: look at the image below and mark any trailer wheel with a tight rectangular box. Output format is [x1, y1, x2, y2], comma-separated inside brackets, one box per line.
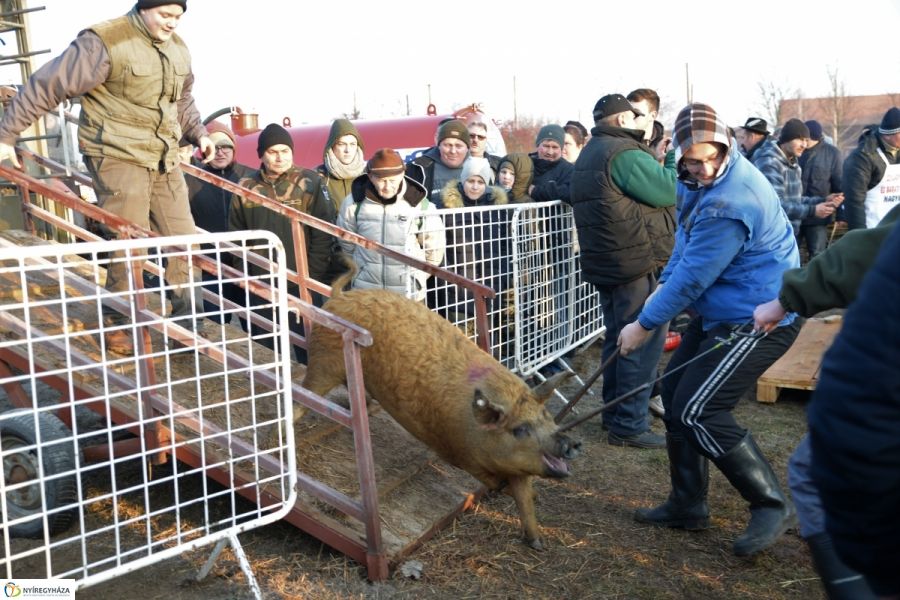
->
[1, 411, 79, 538]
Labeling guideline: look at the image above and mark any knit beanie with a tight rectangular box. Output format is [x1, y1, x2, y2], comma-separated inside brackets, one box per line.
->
[671, 103, 731, 164]
[206, 121, 235, 148]
[136, 0, 187, 11]
[437, 119, 471, 147]
[804, 120, 823, 142]
[535, 124, 565, 147]
[256, 123, 293, 157]
[460, 157, 494, 186]
[778, 119, 810, 144]
[366, 148, 405, 178]
[879, 107, 900, 135]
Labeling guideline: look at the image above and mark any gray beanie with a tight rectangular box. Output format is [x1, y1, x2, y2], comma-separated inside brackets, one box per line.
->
[535, 124, 565, 147]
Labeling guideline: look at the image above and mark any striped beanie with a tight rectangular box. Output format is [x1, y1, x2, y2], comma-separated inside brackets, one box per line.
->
[671, 103, 731, 164]
[879, 107, 900, 136]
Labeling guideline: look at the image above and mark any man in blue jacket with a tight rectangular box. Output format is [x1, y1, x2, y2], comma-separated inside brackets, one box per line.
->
[619, 102, 801, 557]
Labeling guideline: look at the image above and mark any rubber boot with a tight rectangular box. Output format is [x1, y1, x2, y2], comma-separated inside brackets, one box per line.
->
[714, 432, 796, 556]
[806, 532, 876, 600]
[634, 432, 710, 530]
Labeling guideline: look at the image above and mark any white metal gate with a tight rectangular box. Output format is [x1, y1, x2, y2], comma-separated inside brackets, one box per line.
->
[422, 201, 604, 376]
[0, 231, 296, 598]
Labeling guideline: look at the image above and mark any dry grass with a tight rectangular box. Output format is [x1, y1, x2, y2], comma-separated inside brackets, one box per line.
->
[67, 343, 824, 599]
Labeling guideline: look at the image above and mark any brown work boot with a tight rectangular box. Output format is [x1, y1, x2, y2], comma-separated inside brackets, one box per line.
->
[104, 329, 134, 355]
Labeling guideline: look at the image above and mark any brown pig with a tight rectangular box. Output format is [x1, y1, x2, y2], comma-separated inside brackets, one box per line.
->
[302, 282, 581, 549]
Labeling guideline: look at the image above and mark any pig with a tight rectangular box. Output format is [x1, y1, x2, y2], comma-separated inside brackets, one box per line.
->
[301, 272, 581, 549]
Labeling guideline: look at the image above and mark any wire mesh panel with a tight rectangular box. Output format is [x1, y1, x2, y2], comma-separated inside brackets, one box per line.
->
[419, 201, 604, 375]
[0, 231, 296, 592]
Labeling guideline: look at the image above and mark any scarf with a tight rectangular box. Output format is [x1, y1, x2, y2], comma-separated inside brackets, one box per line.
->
[325, 148, 366, 180]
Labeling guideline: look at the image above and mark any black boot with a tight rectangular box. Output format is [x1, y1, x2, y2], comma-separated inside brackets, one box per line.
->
[806, 532, 876, 600]
[634, 432, 710, 530]
[714, 432, 796, 556]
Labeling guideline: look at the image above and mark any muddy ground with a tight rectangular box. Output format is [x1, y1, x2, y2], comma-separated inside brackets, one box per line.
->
[30, 336, 823, 600]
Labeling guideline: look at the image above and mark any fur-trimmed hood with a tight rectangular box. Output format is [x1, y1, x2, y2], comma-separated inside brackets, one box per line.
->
[440, 180, 509, 209]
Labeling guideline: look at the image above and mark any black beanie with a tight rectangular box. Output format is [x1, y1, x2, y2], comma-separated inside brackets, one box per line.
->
[778, 118, 810, 144]
[879, 107, 900, 135]
[136, 0, 187, 11]
[257, 123, 294, 157]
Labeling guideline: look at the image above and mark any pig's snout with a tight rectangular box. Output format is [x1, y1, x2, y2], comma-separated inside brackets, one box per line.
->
[557, 433, 581, 460]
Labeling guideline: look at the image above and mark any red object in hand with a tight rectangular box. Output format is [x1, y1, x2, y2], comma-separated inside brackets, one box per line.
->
[664, 331, 682, 352]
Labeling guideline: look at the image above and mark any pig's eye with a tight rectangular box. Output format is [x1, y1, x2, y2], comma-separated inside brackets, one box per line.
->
[512, 424, 531, 438]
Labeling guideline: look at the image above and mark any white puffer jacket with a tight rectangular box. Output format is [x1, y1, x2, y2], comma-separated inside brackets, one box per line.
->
[337, 175, 445, 300]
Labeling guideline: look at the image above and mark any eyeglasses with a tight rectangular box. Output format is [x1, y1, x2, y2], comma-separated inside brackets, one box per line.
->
[469, 134, 487, 141]
[214, 146, 233, 154]
[682, 152, 722, 169]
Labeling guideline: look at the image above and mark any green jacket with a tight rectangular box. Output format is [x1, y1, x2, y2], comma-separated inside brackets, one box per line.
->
[229, 165, 340, 283]
[779, 204, 900, 315]
[80, 10, 192, 171]
[316, 118, 366, 211]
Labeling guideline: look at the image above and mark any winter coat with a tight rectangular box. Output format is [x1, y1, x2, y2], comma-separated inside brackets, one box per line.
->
[528, 153, 573, 203]
[229, 164, 339, 284]
[639, 143, 799, 331]
[315, 118, 366, 212]
[842, 125, 900, 229]
[779, 203, 900, 316]
[501, 152, 536, 202]
[406, 146, 465, 208]
[440, 181, 511, 315]
[798, 139, 842, 226]
[752, 138, 824, 228]
[187, 160, 253, 235]
[809, 218, 900, 597]
[337, 175, 445, 301]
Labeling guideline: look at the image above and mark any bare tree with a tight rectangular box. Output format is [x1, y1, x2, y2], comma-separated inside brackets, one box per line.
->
[825, 66, 853, 151]
[757, 81, 790, 126]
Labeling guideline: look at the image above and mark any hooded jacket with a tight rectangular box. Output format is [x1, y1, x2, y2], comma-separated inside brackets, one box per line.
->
[638, 118, 799, 331]
[316, 118, 366, 212]
[406, 146, 466, 208]
[842, 125, 900, 229]
[440, 181, 511, 313]
[500, 153, 536, 202]
[337, 174, 445, 301]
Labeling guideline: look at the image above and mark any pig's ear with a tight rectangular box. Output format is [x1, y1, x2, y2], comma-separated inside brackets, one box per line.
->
[472, 389, 508, 429]
[531, 371, 573, 404]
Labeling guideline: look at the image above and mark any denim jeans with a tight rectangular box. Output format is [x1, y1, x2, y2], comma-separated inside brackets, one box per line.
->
[595, 273, 667, 436]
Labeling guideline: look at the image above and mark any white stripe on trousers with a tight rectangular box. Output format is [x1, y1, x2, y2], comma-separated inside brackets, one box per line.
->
[679, 333, 763, 458]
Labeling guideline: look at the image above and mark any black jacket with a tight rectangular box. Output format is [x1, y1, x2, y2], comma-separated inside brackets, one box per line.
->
[528, 153, 573, 203]
[798, 140, 842, 226]
[187, 160, 253, 234]
[842, 125, 900, 229]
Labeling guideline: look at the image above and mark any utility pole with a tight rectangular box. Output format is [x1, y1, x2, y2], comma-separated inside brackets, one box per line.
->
[513, 75, 518, 127]
[685, 63, 692, 104]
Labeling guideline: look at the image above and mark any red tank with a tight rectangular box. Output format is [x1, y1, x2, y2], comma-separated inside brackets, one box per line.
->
[228, 104, 507, 170]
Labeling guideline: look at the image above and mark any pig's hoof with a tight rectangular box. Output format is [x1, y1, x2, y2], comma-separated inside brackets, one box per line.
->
[526, 537, 544, 551]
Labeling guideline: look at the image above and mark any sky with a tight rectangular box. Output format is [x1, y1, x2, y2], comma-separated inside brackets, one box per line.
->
[4, 0, 900, 132]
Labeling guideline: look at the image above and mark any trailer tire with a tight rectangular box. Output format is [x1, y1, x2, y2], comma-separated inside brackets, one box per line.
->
[1, 411, 79, 538]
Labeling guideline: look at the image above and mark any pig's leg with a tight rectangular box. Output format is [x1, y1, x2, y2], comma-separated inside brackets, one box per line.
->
[507, 475, 543, 550]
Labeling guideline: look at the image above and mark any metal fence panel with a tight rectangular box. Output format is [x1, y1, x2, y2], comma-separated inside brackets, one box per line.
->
[0, 231, 296, 593]
[419, 201, 604, 375]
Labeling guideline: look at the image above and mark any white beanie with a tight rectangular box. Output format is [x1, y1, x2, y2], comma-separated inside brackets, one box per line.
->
[460, 156, 494, 186]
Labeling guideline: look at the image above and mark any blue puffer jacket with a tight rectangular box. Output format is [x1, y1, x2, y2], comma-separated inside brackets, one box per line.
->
[638, 143, 799, 330]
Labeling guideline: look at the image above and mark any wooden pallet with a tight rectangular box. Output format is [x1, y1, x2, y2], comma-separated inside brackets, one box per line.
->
[756, 315, 843, 403]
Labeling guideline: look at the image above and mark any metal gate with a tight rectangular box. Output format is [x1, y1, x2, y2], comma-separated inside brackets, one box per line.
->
[0, 231, 296, 598]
